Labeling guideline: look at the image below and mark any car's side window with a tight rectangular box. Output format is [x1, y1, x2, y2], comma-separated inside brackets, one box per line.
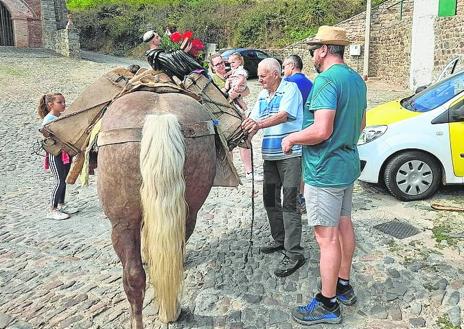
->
[449, 97, 464, 122]
[255, 51, 268, 59]
[244, 50, 257, 59]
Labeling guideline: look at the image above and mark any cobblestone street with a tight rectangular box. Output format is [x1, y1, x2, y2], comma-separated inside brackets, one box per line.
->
[1, 48, 463, 329]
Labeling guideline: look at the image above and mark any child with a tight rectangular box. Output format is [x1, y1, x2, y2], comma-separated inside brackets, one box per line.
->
[223, 52, 248, 112]
[38, 93, 73, 220]
[221, 53, 262, 182]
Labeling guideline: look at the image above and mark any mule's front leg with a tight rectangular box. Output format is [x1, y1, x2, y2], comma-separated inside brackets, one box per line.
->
[112, 222, 146, 329]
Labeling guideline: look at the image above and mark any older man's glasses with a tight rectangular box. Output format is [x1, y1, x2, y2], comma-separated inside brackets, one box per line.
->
[213, 61, 225, 67]
[309, 45, 323, 57]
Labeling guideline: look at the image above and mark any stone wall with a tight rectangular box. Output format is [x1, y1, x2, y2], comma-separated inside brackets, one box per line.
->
[278, 0, 463, 89]
[364, 0, 414, 87]
[40, 0, 80, 57]
[433, 0, 464, 78]
[265, 0, 415, 85]
[54, 28, 80, 57]
[334, 0, 414, 87]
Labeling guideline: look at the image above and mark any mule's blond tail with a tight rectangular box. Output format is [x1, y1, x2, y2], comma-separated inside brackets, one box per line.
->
[140, 113, 186, 323]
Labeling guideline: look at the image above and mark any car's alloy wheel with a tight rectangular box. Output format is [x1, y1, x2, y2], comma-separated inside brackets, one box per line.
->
[384, 151, 441, 201]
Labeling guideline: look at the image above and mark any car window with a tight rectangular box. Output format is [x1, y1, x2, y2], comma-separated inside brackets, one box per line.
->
[255, 51, 269, 59]
[404, 71, 464, 112]
[449, 97, 464, 122]
[243, 50, 257, 58]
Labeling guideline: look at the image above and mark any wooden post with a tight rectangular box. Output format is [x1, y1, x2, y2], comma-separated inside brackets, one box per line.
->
[363, 0, 372, 80]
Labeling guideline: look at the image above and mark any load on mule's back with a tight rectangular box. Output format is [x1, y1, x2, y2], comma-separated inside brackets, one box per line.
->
[39, 37, 247, 326]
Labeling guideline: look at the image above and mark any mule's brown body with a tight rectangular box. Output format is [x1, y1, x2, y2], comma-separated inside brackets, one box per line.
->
[97, 91, 217, 328]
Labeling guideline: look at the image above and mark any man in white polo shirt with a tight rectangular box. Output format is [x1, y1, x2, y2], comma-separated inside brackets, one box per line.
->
[242, 58, 305, 277]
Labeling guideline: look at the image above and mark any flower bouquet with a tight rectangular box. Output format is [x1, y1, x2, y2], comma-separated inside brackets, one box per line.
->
[147, 30, 206, 80]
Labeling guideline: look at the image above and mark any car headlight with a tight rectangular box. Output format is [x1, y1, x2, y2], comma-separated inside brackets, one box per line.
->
[358, 125, 388, 145]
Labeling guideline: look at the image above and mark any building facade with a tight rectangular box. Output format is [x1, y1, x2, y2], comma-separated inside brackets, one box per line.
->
[0, 0, 79, 57]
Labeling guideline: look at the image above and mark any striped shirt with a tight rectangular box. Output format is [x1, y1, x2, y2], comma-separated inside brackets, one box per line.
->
[250, 79, 303, 160]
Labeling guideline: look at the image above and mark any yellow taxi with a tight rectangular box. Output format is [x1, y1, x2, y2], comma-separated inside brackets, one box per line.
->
[358, 71, 464, 201]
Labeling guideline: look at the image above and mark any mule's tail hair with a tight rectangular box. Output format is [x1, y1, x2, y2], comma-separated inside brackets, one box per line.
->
[140, 113, 186, 323]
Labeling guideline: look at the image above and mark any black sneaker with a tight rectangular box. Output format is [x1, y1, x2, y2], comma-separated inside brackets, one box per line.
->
[259, 242, 284, 254]
[317, 278, 357, 306]
[336, 285, 357, 306]
[274, 255, 305, 277]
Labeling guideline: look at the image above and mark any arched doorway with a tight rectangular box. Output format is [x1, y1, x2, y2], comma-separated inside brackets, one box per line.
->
[0, 1, 14, 46]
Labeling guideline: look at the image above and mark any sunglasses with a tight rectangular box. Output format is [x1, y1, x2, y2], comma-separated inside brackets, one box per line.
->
[309, 45, 323, 57]
[213, 61, 225, 67]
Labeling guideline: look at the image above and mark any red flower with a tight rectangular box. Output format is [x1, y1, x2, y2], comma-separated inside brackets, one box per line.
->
[190, 38, 205, 51]
[182, 31, 193, 40]
[170, 32, 182, 43]
[189, 49, 201, 57]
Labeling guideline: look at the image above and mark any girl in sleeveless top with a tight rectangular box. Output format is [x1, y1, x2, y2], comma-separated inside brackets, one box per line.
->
[38, 93, 74, 220]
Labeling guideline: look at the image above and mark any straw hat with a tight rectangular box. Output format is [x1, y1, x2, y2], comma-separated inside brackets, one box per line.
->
[306, 26, 350, 49]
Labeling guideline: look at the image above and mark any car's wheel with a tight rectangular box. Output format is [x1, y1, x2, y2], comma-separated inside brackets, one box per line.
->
[383, 151, 441, 201]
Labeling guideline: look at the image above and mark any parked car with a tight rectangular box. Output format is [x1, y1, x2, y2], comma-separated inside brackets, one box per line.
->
[220, 48, 281, 78]
[358, 70, 464, 201]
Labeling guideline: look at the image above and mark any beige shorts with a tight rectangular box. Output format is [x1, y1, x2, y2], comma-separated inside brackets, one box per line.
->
[304, 184, 354, 227]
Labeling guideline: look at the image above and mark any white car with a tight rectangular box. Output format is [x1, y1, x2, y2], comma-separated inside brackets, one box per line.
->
[358, 70, 464, 201]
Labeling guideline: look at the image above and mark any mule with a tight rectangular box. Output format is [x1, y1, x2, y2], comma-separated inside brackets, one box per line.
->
[97, 90, 218, 328]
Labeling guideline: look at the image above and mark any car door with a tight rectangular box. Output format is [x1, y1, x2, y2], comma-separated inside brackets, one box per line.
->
[436, 57, 461, 83]
[242, 50, 259, 78]
[448, 96, 464, 176]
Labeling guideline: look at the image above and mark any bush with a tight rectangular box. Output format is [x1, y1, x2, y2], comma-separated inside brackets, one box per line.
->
[67, 0, 382, 56]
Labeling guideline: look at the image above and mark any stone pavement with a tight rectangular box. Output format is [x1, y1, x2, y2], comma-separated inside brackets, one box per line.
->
[0, 48, 463, 329]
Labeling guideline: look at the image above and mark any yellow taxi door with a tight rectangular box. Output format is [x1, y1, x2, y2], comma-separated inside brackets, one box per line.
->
[449, 97, 464, 176]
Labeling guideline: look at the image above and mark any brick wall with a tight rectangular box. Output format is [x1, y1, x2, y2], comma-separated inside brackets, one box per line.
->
[25, 0, 42, 47]
[0, 0, 79, 56]
[2, 0, 41, 47]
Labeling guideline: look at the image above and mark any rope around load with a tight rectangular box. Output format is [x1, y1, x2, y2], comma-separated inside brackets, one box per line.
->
[243, 144, 255, 266]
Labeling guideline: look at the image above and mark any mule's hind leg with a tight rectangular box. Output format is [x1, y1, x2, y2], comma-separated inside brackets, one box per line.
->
[111, 221, 146, 329]
[98, 143, 147, 328]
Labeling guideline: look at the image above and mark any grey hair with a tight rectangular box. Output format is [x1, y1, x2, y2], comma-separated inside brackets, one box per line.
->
[327, 45, 345, 58]
[286, 54, 303, 70]
[258, 58, 281, 75]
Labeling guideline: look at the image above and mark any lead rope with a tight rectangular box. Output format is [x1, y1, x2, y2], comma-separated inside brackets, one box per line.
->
[243, 143, 255, 266]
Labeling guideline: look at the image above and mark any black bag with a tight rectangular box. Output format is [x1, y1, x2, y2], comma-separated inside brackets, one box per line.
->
[146, 49, 204, 80]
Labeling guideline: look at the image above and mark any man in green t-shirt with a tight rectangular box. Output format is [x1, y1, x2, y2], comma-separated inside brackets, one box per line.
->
[282, 25, 367, 325]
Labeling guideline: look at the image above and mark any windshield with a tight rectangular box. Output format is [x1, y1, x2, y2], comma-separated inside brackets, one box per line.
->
[403, 71, 464, 112]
